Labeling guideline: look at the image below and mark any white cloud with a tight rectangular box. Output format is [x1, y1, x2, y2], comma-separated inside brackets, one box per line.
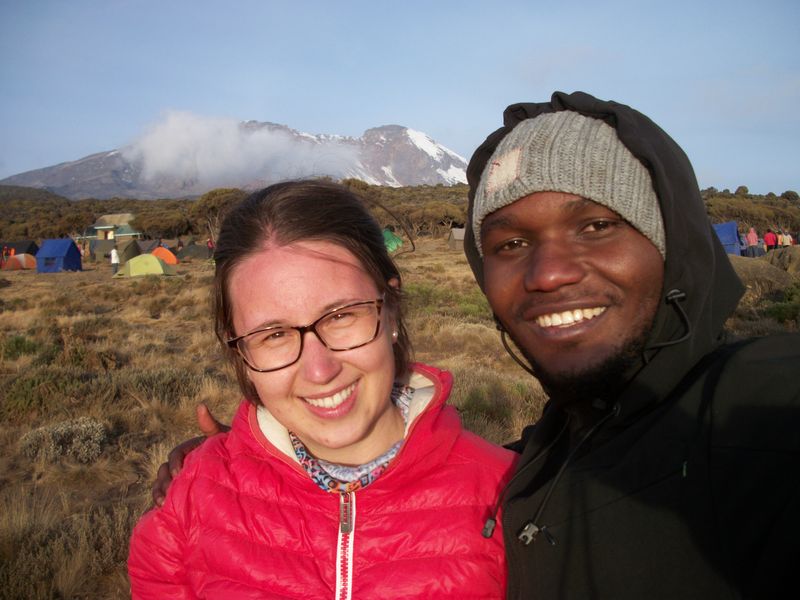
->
[122, 111, 358, 186]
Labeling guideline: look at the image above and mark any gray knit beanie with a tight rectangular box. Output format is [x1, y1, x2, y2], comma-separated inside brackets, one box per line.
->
[471, 110, 665, 258]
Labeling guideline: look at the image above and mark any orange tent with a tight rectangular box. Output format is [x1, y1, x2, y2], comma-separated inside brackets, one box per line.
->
[151, 246, 179, 265]
[1, 253, 37, 270]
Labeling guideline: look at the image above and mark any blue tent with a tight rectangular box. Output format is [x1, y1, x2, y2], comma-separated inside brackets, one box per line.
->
[36, 239, 82, 273]
[712, 221, 741, 256]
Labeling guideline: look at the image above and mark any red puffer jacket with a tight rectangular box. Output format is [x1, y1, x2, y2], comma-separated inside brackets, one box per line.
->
[129, 363, 516, 599]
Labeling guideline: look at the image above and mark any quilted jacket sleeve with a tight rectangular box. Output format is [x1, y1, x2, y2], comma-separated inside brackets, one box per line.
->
[128, 474, 195, 599]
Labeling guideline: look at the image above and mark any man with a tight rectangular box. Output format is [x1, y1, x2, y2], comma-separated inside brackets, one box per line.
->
[764, 228, 778, 250]
[110, 245, 120, 275]
[155, 92, 799, 598]
[464, 91, 798, 599]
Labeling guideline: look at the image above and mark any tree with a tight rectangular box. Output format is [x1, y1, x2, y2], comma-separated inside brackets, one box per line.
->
[189, 188, 247, 240]
[735, 185, 749, 196]
[131, 210, 192, 239]
[781, 190, 799, 203]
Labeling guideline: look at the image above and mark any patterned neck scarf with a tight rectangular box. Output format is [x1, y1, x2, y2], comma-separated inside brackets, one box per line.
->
[289, 383, 413, 493]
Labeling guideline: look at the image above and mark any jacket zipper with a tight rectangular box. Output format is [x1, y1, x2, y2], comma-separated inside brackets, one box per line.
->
[335, 491, 355, 600]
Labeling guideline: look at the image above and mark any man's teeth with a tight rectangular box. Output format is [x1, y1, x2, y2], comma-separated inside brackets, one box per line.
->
[536, 307, 606, 328]
[303, 383, 356, 409]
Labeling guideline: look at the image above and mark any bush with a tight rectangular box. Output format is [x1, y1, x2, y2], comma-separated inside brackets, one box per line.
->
[405, 282, 491, 323]
[0, 297, 28, 312]
[19, 417, 109, 464]
[2, 367, 116, 421]
[759, 283, 800, 325]
[123, 368, 204, 405]
[0, 492, 139, 599]
[1, 335, 40, 360]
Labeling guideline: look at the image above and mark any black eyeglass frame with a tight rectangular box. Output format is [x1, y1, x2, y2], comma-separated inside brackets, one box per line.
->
[226, 298, 385, 373]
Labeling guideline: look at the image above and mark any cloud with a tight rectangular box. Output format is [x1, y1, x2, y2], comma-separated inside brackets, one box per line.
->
[122, 111, 358, 186]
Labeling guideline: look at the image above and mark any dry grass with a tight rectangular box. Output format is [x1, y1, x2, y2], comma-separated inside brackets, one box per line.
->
[0, 237, 795, 598]
[0, 238, 539, 598]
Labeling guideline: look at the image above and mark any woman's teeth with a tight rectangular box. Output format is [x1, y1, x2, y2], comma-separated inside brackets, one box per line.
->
[303, 383, 356, 409]
[536, 307, 606, 328]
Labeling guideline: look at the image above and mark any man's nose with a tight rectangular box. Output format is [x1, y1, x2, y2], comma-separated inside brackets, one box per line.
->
[298, 330, 342, 384]
[523, 241, 585, 293]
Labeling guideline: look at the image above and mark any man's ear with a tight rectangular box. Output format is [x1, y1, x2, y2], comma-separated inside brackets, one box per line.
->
[387, 276, 400, 289]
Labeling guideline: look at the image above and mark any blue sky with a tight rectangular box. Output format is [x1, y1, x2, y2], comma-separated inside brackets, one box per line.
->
[1, 0, 798, 194]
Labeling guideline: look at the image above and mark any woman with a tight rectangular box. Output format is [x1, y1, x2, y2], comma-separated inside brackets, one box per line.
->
[745, 227, 759, 257]
[128, 181, 515, 599]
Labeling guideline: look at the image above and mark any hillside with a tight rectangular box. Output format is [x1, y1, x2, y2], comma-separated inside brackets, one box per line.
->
[1, 182, 799, 243]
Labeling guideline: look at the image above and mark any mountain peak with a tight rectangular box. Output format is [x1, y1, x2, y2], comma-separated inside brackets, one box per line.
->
[0, 118, 467, 199]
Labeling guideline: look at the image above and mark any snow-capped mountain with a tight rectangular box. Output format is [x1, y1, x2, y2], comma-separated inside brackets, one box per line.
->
[0, 121, 467, 199]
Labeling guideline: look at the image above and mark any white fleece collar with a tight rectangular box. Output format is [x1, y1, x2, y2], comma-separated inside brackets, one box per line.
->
[255, 370, 438, 463]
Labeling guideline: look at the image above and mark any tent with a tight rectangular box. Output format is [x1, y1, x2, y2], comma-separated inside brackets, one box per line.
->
[1, 240, 39, 256]
[382, 228, 403, 253]
[36, 239, 82, 273]
[177, 243, 211, 260]
[712, 221, 741, 256]
[91, 239, 116, 260]
[151, 246, 179, 265]
[114, 254, 176, 278]
[118, 239, 141, 264]
[137, 240, 160, 253]
[1, 253, 37, 270]
[448, 227, 465, 250]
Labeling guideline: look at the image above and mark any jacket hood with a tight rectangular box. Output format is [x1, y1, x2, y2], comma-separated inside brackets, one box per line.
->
[465, 91, 745, 422]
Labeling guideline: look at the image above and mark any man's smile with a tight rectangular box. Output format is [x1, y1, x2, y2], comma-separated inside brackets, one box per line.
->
[534, 306, 607, 329]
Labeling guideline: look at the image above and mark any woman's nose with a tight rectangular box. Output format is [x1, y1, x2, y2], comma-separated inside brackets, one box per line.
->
[297, 330, 342, 384]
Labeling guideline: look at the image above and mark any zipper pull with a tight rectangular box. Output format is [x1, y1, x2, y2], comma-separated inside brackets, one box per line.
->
[482, 517, 497, 538]
[517, 522, 539, 545]
[517, 522, 557, 546]
[339, 492, 353, 534]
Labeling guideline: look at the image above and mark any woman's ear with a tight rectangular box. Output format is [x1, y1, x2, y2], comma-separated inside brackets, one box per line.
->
[386, 277, 400, 342]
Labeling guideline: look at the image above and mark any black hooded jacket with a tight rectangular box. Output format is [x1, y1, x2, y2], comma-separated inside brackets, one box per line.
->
[466, 92, 800, 599]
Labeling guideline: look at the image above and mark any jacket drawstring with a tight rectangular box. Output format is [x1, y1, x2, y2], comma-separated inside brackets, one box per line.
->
[515, 403, 620, 546]
[482, 416, 571, 538]
[644, 289, 693, 359]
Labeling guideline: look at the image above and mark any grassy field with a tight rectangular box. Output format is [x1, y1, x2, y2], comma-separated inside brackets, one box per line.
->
[0, 237, 547, 599]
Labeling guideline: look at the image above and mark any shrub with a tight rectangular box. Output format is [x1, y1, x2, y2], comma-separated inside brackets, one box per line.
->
[447, 365, 547, 445]
[38, 293, 92, 317]
[0, 491, 139, 599]
[0, 297, 28, 312]
[19, 417, 109, 464]
[405, 282, 491, 323]
[123, 368, 204, 405]
[763, 285, 800, 325]
[2, 367, 116, 421]
[1, 335, 40, 360]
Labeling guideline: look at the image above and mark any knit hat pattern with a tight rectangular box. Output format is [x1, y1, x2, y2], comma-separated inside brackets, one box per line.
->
[471, 110, 666, 258]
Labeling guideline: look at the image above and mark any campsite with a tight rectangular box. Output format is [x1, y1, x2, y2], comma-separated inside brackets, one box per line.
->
[0, 187, 799, 597]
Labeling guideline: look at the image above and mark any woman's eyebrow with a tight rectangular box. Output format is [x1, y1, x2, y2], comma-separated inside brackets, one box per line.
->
[248, 297, 370, 331]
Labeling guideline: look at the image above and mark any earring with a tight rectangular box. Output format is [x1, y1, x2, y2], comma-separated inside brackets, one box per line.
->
[391, 330, 398, 341]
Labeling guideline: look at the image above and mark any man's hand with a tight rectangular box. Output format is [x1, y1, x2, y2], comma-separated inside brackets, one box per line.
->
[151, 403, 230, 506]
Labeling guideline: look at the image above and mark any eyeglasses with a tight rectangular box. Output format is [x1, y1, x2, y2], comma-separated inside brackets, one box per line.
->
[227, 299, 384, 372]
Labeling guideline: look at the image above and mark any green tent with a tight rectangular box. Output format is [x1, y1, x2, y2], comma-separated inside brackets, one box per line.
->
[113, 254, 176, 278]
[382, 228, 403, 253]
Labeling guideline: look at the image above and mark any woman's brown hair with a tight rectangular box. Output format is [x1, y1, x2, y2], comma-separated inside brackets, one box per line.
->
[213, 180, 412, 402]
